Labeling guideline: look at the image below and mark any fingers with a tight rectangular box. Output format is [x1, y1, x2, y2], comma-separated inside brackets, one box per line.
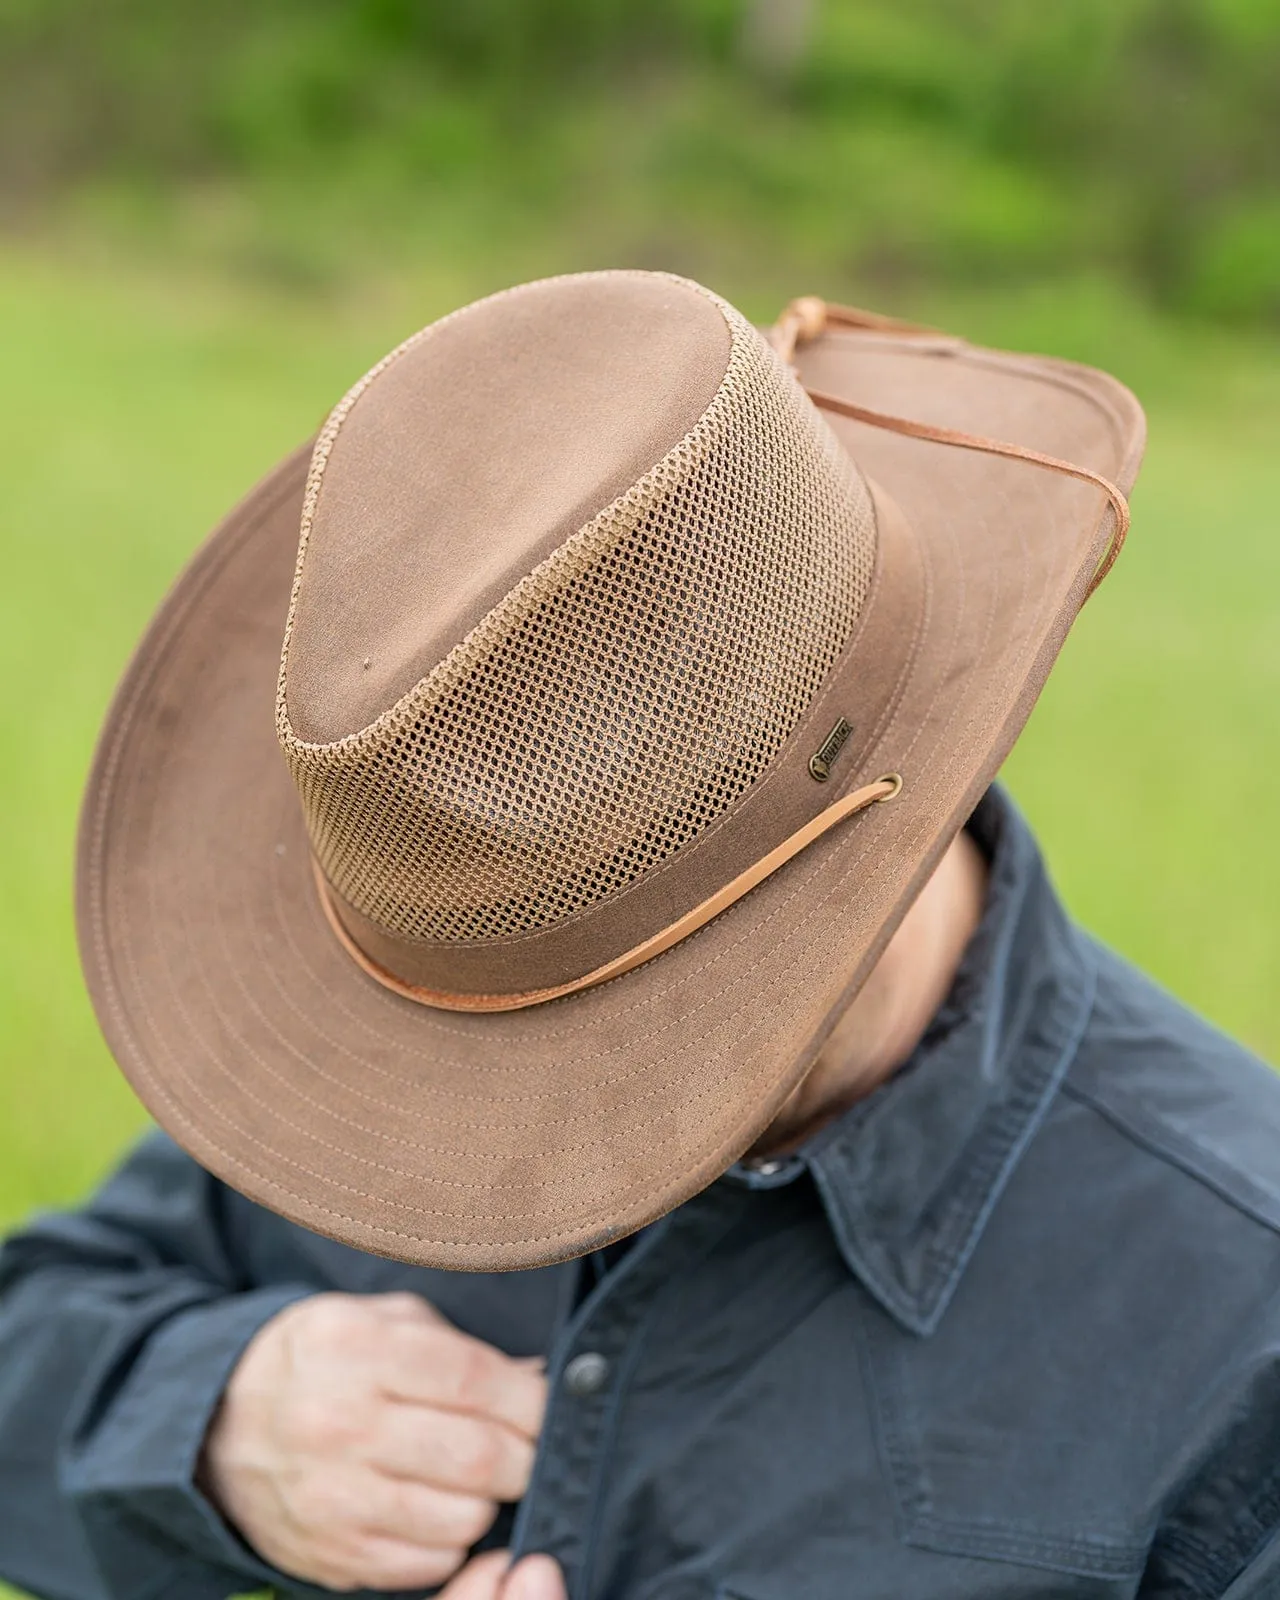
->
[372, 1402, 536, 1501]
[504, 1555, 569, 1600]
[251, 1467, 496, 1590]
[359, 1474, 499, 1549]
[363, 1291, 448, 1324]
[327, 1534, 475, 1593]
[436, 1551, 568, 1600]
[379, 1319, 548, 1441]
[440, 1549, 515, 1600]
[202, 1291, 549, 1593]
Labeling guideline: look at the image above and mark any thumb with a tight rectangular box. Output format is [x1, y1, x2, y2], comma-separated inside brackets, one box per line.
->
[503, 1554, 568, 1600]
[437, 1550, 513, 1600]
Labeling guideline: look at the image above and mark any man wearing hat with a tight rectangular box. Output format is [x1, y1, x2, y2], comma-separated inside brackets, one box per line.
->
[2, 271, 1280, 1600]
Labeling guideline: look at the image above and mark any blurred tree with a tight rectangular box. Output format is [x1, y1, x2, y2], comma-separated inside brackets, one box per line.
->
[739, 0, 816, 81]
[0, 0, 1275, 317]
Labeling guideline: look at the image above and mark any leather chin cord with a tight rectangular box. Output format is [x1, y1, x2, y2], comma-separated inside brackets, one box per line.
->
[769, 296, 1131, 600]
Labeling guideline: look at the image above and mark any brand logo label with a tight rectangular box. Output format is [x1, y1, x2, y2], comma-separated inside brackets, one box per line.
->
[809, 717, 853, 782]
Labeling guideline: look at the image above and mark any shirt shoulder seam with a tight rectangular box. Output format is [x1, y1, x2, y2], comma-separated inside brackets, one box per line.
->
[1060, 1077, 1280, 1239]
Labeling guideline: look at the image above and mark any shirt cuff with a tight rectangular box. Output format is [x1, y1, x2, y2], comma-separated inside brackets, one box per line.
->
[61, 1283, 333, 1600]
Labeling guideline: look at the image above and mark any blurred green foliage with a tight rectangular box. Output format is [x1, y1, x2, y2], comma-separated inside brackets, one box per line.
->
[2, 0, 1278, 316]
[0, 12, 1279, 1597]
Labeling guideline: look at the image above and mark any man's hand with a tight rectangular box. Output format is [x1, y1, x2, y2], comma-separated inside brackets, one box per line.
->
[202, 1292, 548, 1592]
[439, 1551, 566, 1600]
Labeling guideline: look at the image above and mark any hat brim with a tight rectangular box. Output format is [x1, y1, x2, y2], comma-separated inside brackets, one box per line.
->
[77, 327, 1144, 1270]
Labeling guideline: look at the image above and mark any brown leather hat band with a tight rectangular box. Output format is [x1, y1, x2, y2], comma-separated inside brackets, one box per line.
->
[306, 475, 923, 1001]
[314, 774, 901, 1013]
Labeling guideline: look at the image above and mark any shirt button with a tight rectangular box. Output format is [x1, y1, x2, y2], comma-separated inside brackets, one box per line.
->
[563, 1351, 611, 1396]
[744, 1157, 783, 1176]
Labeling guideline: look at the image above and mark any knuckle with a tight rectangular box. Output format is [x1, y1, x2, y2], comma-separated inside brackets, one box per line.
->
[375, 1290, 431, 1318]
[290, 1294, 379, 1364]
[413, 1322, 463, 1380]
[452, 1340, 497, 1406]
[520, 1370, 550, 1427]
[503, 1437, 536, 1497]
[416, 1547, 468, 1587]
[458, 1496, 500, 1544]
[310, 1296, 374, 1354]
[289, 1393, 355, 1453]
[453, 1424, 502, 1488]
[377, 1475, 423, 1535]
[293, 1290, 351, 1333]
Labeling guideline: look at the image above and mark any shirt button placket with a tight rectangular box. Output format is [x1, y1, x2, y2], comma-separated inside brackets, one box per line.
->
[517, 1293, 628, 1586]
[512, 1186, 744, 1597]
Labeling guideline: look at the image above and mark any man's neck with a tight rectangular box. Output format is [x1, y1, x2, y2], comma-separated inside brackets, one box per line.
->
[752, 827, 990, 1156]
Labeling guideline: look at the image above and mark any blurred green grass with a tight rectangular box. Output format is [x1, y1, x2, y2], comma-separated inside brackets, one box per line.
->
[1, 243, 1278, 1259]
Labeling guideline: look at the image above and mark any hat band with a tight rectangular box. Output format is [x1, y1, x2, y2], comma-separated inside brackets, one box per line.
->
[306, 476, 927, 1004]
[307, 328, 1131, 1016]
[313, 773, 902, 1013]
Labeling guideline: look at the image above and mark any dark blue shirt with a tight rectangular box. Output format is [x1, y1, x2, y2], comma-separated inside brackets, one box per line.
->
[4, 790, 1280, 1600]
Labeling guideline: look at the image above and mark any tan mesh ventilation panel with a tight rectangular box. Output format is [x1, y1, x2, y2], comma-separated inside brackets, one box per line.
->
[279, 300, 877, 944]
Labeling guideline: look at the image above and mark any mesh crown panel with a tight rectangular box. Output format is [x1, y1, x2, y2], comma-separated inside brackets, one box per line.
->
[279, 292, 877, 944]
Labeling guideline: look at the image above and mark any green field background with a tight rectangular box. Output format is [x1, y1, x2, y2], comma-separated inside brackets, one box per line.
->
[4, 256, 1278, 1235]
[1, 2, 1278, 1597]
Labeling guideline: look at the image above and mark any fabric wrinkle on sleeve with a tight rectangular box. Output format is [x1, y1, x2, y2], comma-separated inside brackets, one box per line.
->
[1138, 1287, 1280, 1600]
[0, 1132, 324, 1600]
[61, 1281, 319, 1600]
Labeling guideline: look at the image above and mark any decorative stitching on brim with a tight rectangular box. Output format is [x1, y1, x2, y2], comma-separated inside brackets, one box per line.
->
[79, 334, 1137, 1262]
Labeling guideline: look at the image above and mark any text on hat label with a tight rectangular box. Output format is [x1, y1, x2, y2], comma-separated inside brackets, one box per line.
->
[809, 717, 853, 782]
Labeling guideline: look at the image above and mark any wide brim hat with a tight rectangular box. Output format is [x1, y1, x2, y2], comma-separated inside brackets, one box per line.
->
[77, 271, 1144, 1270]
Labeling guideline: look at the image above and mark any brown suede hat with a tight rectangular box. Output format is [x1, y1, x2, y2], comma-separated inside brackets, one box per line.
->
[77, 270, 1144, 1270]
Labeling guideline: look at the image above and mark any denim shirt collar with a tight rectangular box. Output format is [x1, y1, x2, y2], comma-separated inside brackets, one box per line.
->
[730, 787, 1097, 1338]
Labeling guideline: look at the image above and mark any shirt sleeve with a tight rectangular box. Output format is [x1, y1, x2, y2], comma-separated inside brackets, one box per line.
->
[1138, 1327, 1280, 1600]
[1214, 1527, 1280, 1598]
[0, 1130, 322, 1600]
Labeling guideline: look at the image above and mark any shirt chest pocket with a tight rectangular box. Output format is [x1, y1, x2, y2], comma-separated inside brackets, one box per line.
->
[853, 1301, 1152, 1588]
[718, 1571, 1120, 1600]
[598, 1312, 1142, 1600]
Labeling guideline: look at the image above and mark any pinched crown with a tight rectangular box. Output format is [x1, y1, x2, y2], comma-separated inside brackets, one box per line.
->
[277, 273, 877, 949]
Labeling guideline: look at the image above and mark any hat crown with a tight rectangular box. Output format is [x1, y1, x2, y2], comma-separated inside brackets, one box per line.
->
[277, 270, 878, 947]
